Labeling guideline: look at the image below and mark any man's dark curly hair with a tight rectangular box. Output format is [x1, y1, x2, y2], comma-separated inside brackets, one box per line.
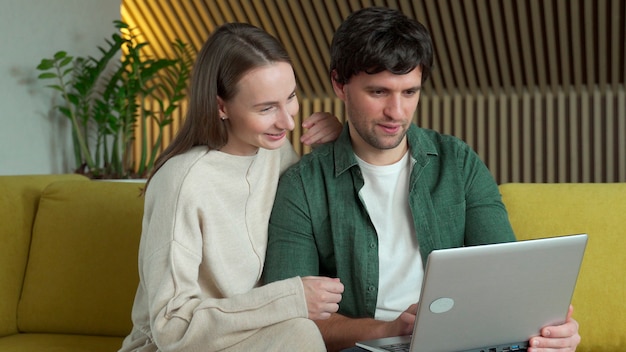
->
[330, 7, 434, 85]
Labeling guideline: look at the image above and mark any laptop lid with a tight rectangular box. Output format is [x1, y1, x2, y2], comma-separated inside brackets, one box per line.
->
[357, 234, 587, 352]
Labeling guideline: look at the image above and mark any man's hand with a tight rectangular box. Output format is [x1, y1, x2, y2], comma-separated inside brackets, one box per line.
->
[315, 303, 419, 352]
[300, 112, 342, 146]
[528, 305, 581, 352]
[381, 303, 418, 338]
[301, 276, 344, 320]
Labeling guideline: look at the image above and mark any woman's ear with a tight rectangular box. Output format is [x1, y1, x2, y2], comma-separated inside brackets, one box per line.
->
[217, 96, 227, 117]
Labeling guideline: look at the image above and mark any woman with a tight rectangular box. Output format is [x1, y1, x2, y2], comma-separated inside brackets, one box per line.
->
[119, 23, 344, 352]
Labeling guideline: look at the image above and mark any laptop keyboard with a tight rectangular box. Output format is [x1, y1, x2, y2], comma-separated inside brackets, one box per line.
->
[378, 342, 410, 352]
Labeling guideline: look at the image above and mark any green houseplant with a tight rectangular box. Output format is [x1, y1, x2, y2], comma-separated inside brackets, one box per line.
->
[36, 20, 194, 179]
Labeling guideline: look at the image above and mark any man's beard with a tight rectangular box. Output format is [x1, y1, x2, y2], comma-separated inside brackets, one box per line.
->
[349, 115, 407, 150]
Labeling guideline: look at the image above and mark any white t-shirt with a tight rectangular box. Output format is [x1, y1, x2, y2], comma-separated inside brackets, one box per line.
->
[356, 152, 424, 321]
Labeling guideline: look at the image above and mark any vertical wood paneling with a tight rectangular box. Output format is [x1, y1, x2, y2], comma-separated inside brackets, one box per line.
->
[618, 88, 626, 179]
[297, 88, 626, 184]
[121, 0, 625, 183]
[568, 90, 580, 182]
[415, 87, 626, 184]
[557, 91, 567, 182]
[520, 92, 533, 182]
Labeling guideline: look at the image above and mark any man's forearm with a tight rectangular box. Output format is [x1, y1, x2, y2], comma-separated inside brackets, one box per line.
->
[314, 313, 390, 352]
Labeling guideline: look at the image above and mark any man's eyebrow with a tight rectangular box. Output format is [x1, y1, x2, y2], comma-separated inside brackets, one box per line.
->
[365, 85, 422, 91]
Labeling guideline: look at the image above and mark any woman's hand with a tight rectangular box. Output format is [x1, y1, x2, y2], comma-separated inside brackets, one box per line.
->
[300, 112, 343, 146]
[301, 276, 344, 320]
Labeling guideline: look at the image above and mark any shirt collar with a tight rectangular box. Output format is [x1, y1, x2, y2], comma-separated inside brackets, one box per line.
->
[333, 122, 439, 177]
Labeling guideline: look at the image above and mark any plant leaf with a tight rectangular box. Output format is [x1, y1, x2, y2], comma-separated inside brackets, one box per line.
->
[38, 72, 58, 79]
[53, 51, 68, 60]
[59, 106, 72, 118]
[59, 56, 74, 67]
[36, 59, 55, 70]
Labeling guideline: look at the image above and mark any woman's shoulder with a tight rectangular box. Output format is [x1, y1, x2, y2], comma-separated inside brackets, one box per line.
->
[149, 147, 210, 191]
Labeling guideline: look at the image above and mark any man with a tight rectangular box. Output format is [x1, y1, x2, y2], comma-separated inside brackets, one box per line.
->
[263, 7, 580, 352]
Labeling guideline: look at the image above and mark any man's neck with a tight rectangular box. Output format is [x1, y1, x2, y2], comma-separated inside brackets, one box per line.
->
[352, 139, 409, 166]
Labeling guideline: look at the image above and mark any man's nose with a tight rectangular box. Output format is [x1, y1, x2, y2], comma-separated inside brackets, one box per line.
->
[383, 95, 403, 118]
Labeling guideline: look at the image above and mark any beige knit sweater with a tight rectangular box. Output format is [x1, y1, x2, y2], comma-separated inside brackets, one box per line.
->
[119, 143, 316, 351]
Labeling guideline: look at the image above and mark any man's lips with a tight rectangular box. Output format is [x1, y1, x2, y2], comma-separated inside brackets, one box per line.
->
[378, 123, 401, 134]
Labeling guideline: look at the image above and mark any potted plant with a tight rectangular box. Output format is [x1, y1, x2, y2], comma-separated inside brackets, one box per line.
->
[36, 20, 194, 179]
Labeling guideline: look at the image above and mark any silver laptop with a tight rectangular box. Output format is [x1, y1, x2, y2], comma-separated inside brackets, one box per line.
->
[356, 234, 588, 352]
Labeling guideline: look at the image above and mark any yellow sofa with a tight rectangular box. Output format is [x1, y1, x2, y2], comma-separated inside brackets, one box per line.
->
[1, 175, 623, 351]
[500, 183, 626, 352]
[0, 174, 145, 351]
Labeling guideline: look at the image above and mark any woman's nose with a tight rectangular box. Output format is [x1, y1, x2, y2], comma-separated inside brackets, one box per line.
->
[277, 106, 295, 131]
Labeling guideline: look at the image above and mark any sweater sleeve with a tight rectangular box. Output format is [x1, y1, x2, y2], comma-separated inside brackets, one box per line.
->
[144, 243, 307, 351]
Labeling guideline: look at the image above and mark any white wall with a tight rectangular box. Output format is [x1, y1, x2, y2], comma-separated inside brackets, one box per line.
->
[0, 0, 120, 175]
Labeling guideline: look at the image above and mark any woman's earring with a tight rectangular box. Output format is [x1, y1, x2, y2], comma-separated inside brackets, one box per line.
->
[220, 115, 227, 120]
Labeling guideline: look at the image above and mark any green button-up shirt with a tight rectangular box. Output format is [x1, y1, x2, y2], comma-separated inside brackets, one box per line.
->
[264, 123, 515, 319]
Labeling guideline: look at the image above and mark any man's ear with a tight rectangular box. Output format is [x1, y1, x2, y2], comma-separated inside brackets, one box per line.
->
[331, 70, 346, 100]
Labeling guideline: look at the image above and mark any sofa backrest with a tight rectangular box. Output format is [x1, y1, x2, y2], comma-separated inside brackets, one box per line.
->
[17, 179, 145, 337]
[0, 174, 88, 337]
[499, 183, 626, 351]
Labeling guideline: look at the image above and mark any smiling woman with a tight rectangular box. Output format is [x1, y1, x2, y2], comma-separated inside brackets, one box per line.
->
[117, 22, 344, 352]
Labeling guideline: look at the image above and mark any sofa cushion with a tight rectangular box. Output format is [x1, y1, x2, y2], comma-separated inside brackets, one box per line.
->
[17, 180, 145, 337]
[499, 183, 626, 351]
[0, 174, 88, 337]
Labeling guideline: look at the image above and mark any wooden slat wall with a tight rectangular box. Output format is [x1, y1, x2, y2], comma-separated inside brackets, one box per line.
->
[299, 86, 626, 184]
[417, 86, 626, 183]
[122, 0, 626, 184]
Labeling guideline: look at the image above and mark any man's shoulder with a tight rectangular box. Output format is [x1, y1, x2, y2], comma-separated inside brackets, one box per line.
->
[411, 126, 473, 154]
[279, 144, 336, 187]
[288, 143, 334, 170]
[414, 125, 465, 143]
